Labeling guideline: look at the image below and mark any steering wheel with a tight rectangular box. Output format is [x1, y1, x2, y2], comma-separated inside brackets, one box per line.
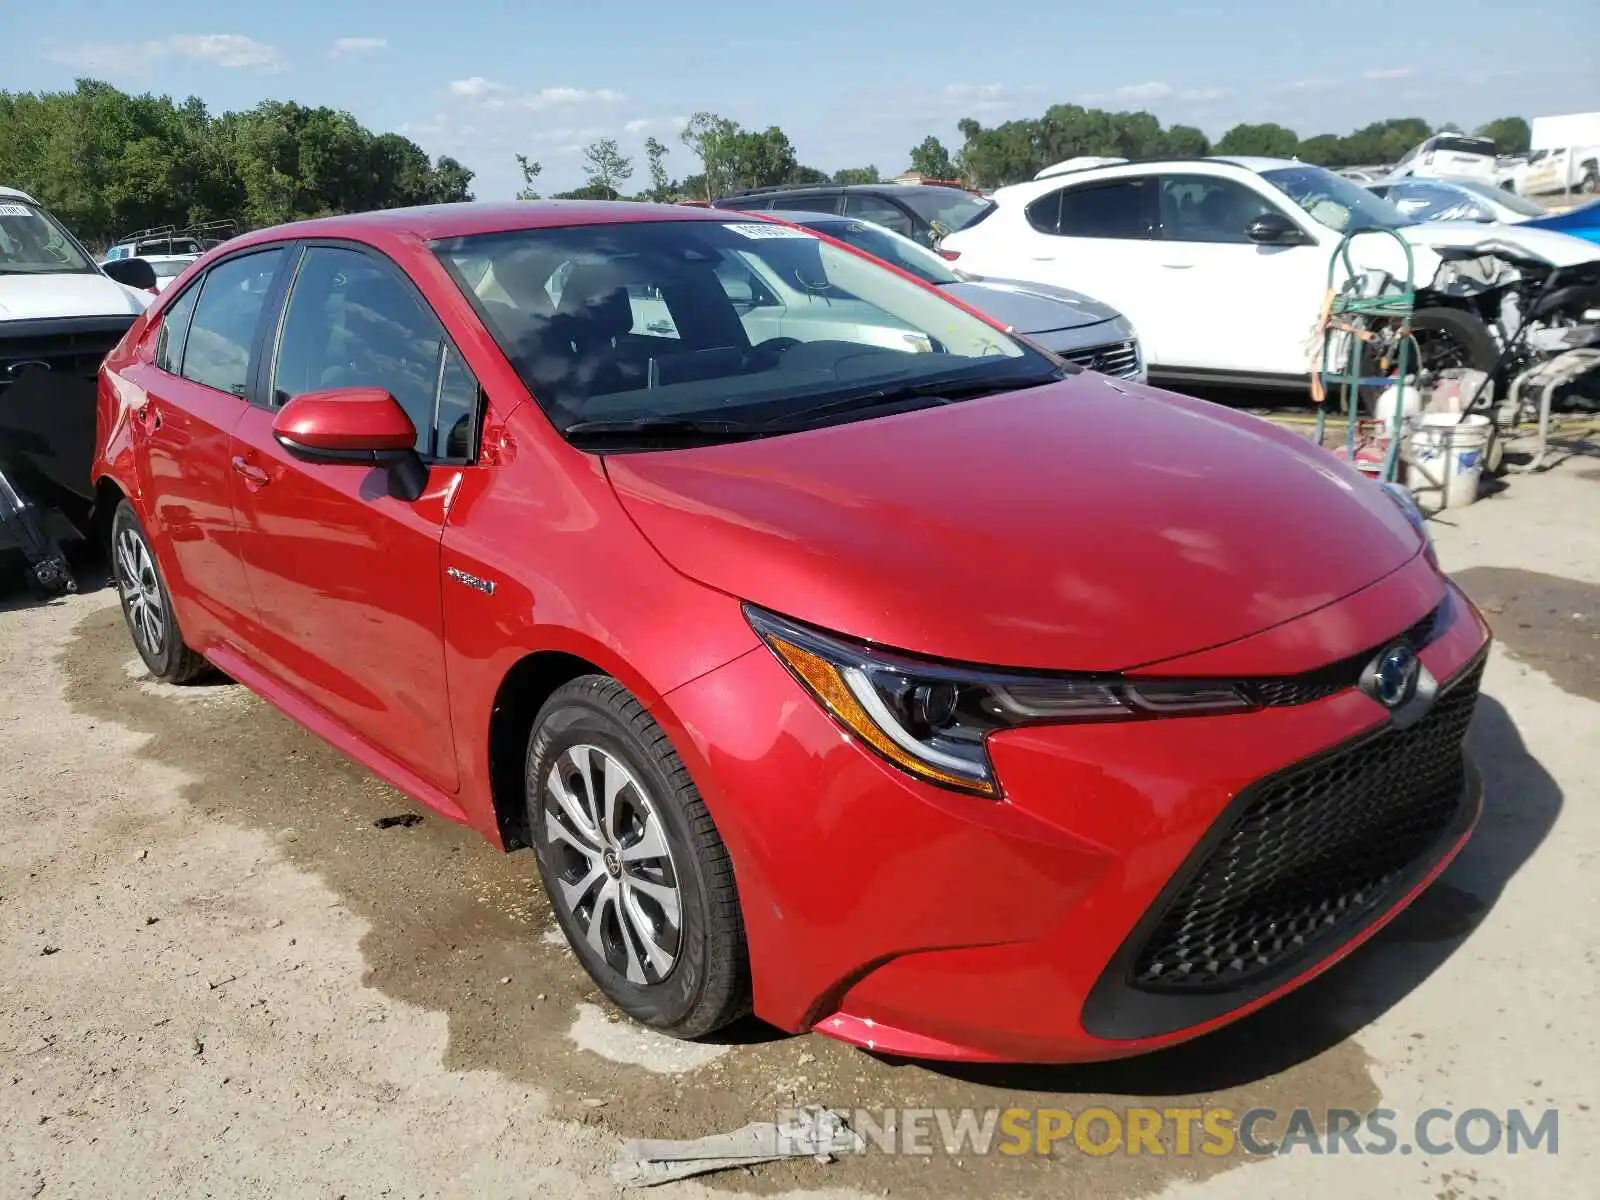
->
[743, 336, 802, 369]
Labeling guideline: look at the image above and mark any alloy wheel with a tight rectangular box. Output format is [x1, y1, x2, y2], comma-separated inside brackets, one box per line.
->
[542, 743, 683, 986]
[115, 527, 165, 659]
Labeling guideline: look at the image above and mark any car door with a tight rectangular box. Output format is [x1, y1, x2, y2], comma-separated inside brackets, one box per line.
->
[1150, 173, 1329, 378]
[123, 247, 287, 647]
[227, 242, 481, 793]
[1015, 175, 1166, 355]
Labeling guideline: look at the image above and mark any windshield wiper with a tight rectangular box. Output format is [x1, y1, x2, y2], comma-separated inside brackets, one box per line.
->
[762, 373, 1060, 430]
[561, 416, 763, 445]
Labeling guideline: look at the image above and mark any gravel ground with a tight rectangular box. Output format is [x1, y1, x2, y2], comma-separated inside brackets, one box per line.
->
[1, 454, 1595, 1200]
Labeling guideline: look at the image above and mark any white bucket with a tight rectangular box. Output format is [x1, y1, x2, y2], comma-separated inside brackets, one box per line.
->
[1404, 413, 1490, 510]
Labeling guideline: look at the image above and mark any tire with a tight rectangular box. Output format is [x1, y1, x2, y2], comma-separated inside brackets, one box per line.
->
[1581, 166, 1599, 195]
[1410, 307, 1499, 375]
[110, 501, 208, 683]
[526, 675, 750, 1038]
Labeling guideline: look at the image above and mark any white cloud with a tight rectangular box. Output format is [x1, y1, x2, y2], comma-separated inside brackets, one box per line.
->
[330, 37, 387, 57]
[1180, 87, 1233, 104]
[55, 33, 286, 73]
[447, 78, 626, 111]
[1083, 81, 1174, 105]
[1365, 66, 1415, 81]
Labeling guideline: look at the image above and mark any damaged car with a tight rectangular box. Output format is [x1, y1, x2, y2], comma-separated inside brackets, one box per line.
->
[1, 186, 153, 594]
[936, 157, 1600, 398]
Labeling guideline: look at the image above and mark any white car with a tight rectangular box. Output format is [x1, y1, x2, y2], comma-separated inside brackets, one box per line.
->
[2, 185, 152, 581]
[1367, 177, 1552, 225]
[938, 157, 1600, 388]
[1387, 134, 1501, 185]
[130, 252, 199, 292]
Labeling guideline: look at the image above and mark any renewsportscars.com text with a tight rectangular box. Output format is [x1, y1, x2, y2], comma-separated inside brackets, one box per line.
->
[777, 1106, 1561, 1158]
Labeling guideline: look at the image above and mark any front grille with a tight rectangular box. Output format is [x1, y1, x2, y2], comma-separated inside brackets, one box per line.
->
[1130, 655, 1483, 993]
[0, 320, 130, 395]
[1238, 600, 1443, 708]
[1062, 339, 1141, 379]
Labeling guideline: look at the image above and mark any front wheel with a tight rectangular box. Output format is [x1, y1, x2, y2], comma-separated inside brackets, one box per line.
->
[526, 676, 750, 1038]
[1410, 307, 1499, 376]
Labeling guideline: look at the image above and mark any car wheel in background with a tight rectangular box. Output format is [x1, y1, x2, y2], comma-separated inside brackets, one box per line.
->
[526, 675, 751, 1038]
[110, 501, 209, 683]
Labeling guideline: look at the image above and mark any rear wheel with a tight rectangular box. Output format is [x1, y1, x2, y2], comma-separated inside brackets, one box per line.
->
[526, 676, 750, 1038]
[111, 502, 208, 683]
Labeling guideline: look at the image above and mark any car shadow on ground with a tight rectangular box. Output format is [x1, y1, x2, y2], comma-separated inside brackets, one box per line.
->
[916, 693, 1561, 1095]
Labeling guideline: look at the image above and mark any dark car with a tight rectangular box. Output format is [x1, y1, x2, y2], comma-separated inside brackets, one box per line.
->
[710, 183, 993, 248]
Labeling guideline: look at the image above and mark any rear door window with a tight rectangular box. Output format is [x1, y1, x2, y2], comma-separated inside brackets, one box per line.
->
[770, 193, 840, 215]
[1029, 179, 1153, 239]
[154, 284, 200, 375]
[181, 249, 285, 396]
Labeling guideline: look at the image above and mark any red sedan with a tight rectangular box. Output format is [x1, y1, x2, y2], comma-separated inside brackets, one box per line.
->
[92, 201, 1490, 1063]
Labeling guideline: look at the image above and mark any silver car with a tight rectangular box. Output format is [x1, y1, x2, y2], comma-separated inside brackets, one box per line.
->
[773, 210, 1145, 382]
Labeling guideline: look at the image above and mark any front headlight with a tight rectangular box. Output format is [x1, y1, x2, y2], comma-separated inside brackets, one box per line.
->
[746, 606, 1249, 798]
[1380, 481, 1438, 567]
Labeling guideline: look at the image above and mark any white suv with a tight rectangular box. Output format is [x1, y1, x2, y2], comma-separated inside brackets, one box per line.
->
[938, 157, 1599, 388]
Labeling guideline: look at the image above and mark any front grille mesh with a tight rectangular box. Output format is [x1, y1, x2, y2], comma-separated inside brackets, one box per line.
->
[1130, 656, 1483, 992]
[1063, 339, 1141, 379]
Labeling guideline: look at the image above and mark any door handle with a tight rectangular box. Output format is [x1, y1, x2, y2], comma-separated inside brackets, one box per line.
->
[132, 400, 162, 432]
[1028, 256, 1056, 262]
[230, 456, 271, 489]
[1160, 262, 1195, 270]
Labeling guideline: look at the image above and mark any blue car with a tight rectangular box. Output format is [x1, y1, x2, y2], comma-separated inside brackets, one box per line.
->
[1526, 199, 1600, 246]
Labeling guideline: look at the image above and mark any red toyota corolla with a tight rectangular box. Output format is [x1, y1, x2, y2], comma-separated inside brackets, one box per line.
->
[93, 202, 1490, 1063]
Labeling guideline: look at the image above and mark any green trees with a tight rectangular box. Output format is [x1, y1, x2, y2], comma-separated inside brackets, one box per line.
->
[947, 110, 1532, 187]
[0, 79, 472, 246]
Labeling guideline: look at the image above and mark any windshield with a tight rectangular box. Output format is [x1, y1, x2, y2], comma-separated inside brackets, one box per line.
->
[433, 218, 1050, 441]
[1451, 178, 1547, 217]
[0, 200, 95, 274]
[807, 219, 961, 286]
[898, 189, 994, 236]
[1261, 165, 1417, 234]
[149, 258, 193, 279]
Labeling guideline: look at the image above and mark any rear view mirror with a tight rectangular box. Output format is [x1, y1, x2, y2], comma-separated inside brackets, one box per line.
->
[1246, 214, 1310, 246]
[272, 387, 428, 501]
[102, 257, 157, 292]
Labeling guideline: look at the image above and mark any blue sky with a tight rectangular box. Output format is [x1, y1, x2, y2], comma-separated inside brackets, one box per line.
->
[11, 1, 1598, 200]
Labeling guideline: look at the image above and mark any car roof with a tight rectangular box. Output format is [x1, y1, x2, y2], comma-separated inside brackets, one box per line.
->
[222, 200, 738, 253]
[719, 183, 969, 200]
[991, 156, 1308, 202]
[1, 185, 39, 203]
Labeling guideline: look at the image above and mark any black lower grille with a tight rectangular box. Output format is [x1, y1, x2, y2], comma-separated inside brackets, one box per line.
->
[1130, 655, 1483, 993]
[1061, 339, 1141, 379]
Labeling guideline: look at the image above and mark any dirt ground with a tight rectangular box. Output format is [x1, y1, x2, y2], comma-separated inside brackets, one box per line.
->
[2, 453, 1596, 1199]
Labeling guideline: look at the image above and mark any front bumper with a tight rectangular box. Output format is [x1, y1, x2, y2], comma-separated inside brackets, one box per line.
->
[660, 566, 1491, 1063]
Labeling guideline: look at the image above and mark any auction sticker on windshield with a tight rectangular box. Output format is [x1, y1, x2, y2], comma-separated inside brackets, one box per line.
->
[0, 204, 35, 217]
[723, 222, 817, 240]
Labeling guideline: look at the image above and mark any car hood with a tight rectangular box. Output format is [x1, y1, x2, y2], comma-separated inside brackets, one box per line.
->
[1401, 220, 1600, 267]
[937, 278, 1122, 334]
[604, 374, 1423, 671]
[0, 271, 149, 320]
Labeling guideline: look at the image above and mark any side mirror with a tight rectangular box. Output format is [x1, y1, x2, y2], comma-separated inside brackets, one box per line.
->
[102, 257, 157, 292]
[1246, 213, 1310, 246]
[271, 387, 428, 501]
